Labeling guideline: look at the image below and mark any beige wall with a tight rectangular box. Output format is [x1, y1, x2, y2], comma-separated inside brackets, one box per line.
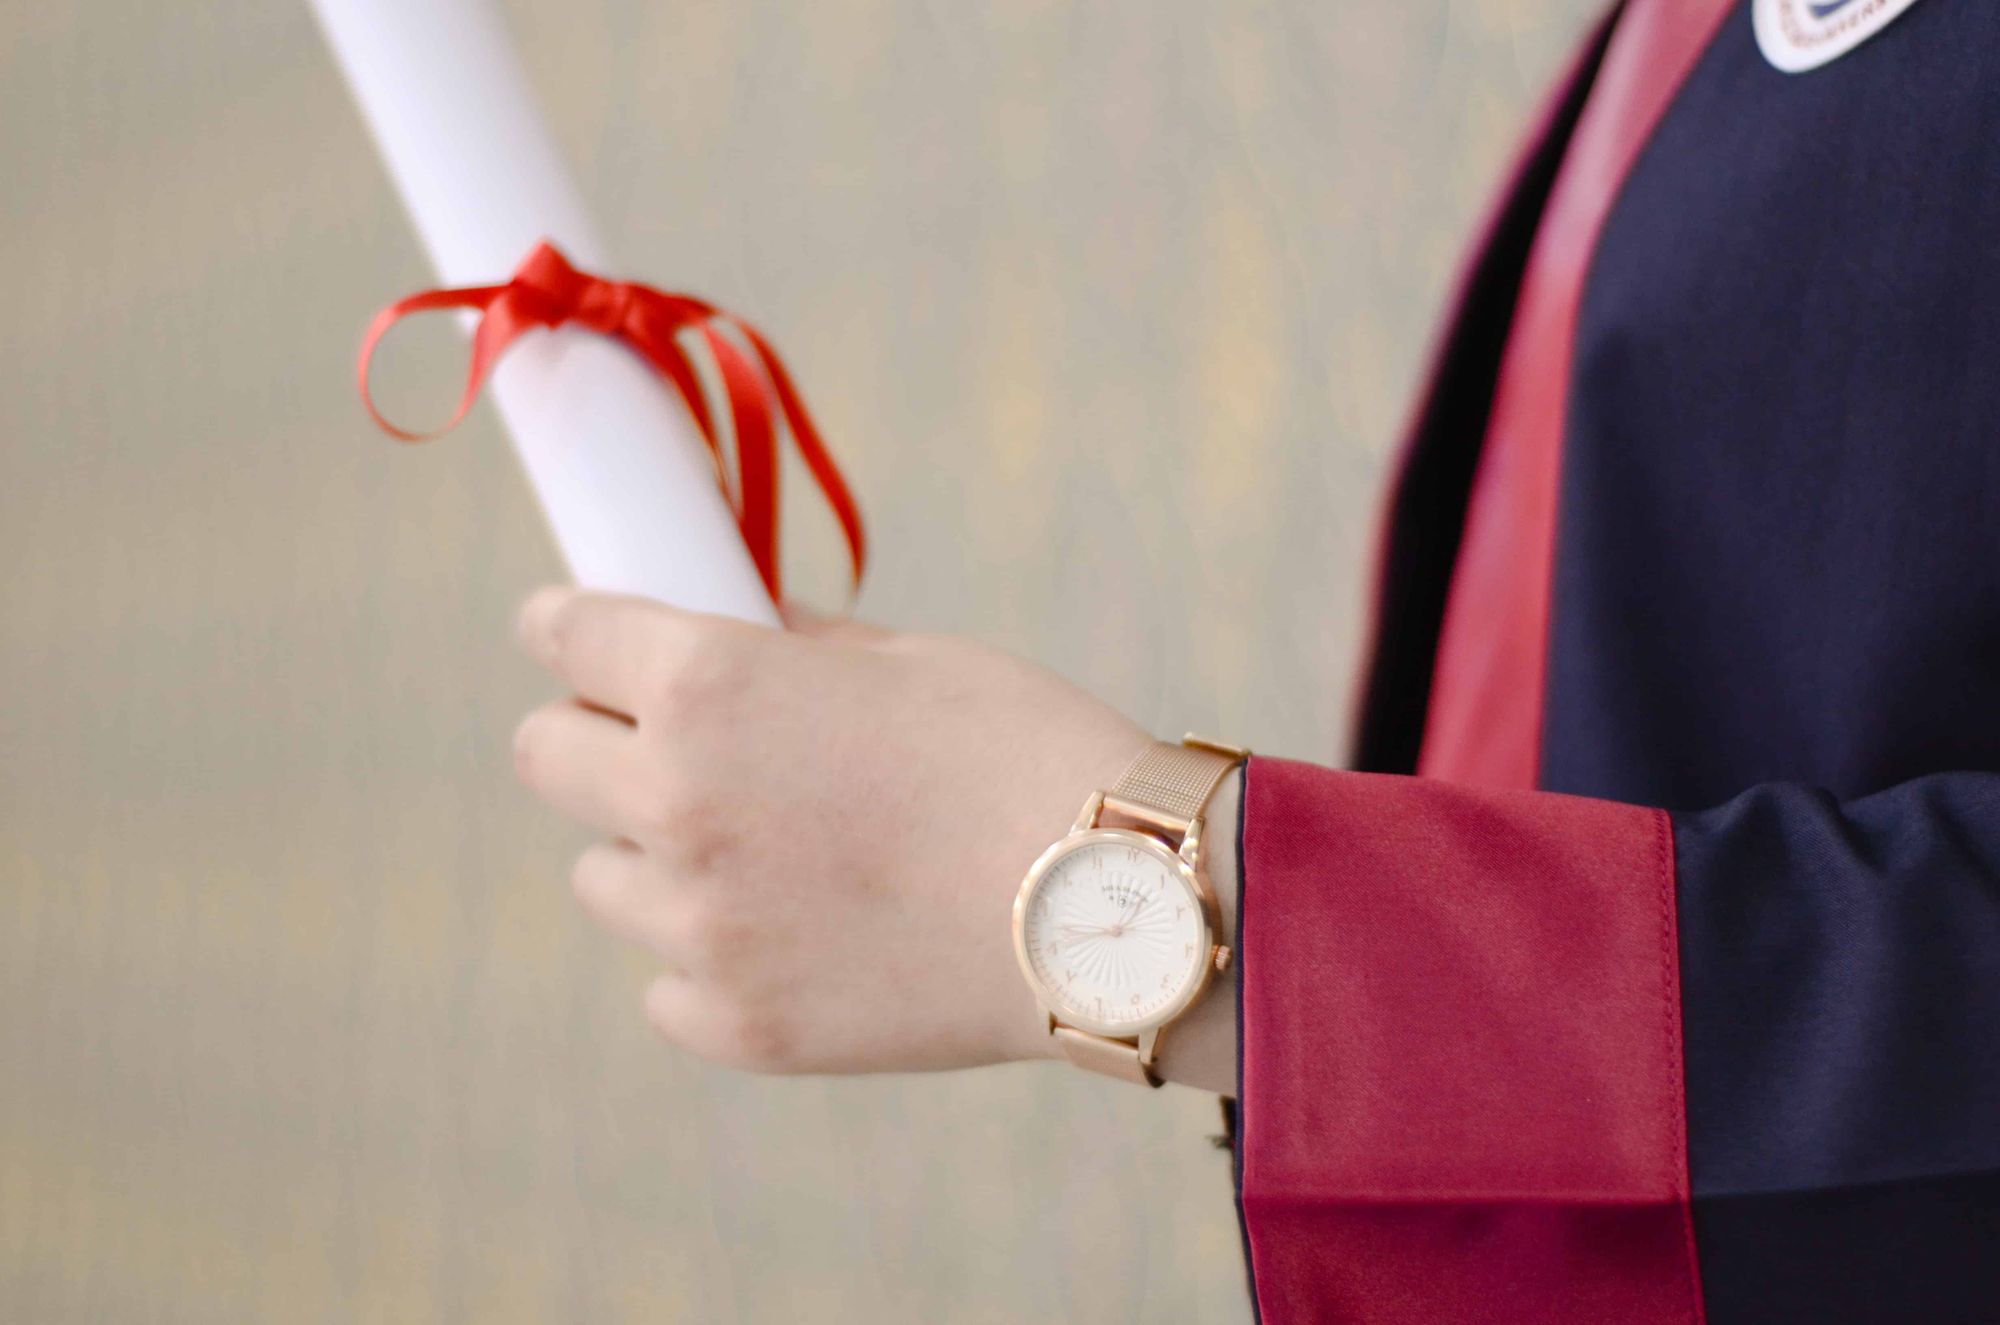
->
[0, 2, 1597, 1320]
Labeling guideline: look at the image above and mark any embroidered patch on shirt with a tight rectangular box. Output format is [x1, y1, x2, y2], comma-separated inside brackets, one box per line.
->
[1753, 0, 1926, 72]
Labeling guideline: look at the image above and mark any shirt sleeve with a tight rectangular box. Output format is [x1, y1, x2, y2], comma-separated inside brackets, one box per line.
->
[1231, 756, 2000, 1325]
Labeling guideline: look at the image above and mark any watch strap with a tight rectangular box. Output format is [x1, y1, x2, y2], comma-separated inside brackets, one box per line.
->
[1052, 1025, 1160, 1087]
[1106, 736, 1244, 827]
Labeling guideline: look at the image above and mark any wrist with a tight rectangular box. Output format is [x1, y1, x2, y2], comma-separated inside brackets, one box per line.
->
[1149, 765, 1240, 1093]
[993, 725, 1152, 1065]
[1000, 752, 1245, 1089]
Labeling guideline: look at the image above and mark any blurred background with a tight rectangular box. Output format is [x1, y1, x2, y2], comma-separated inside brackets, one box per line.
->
[2, 1, 1597, 1320]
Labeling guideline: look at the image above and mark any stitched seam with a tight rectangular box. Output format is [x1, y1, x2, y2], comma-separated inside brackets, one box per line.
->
[1232, 758, 1264, 1325]
[1653, 807, 1705, 1325]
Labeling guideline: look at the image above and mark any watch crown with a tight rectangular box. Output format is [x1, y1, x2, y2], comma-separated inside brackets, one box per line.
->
[1213, 945, 1232, 973]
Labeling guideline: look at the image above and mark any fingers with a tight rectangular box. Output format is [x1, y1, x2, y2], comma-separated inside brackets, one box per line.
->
[516, 587, 890, 723]
[569, 848, 806, 1073]
[516, 586, 703, 717]
[641, 975, 720, 1060]
[569, 839, 684, 957]
[512, 699, 652, 837]
[644, 973, 797, 1073]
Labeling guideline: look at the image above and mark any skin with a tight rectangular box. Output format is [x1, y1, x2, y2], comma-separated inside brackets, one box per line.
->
[510, 585, 1241, 1094]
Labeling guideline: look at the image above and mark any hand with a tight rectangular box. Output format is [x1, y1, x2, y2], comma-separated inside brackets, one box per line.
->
[508, 586, 1151, 1075]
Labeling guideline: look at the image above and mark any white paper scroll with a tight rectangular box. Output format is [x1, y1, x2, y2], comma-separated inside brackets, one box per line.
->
[310, 0, 780, 625]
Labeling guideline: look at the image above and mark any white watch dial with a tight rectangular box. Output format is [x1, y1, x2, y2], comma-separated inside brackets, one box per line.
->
[1020, 837, 1209, 1032]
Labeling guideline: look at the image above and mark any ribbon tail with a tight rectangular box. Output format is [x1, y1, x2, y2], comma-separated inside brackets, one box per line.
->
[740, 322, 867, 596]
[623, 331, 724, 480]
[701, 323, 782, 600]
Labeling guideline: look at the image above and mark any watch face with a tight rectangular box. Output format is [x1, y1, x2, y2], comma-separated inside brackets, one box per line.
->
[1016, 831, 1211, 1034]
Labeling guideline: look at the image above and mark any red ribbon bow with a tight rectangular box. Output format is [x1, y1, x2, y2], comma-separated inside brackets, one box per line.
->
[357, 240, 865, 601]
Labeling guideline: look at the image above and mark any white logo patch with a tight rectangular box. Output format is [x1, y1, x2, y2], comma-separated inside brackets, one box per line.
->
[1754, 0, 1926, 72]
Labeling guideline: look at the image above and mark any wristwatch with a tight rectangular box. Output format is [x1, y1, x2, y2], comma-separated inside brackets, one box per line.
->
[1011, 735, 1247, 1087]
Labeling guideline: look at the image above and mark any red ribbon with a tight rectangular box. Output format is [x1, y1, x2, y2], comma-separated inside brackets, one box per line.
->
[357, 240, 865, 602]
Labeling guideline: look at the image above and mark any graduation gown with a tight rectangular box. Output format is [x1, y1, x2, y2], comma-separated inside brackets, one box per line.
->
[1231, 1, 2000, 1320]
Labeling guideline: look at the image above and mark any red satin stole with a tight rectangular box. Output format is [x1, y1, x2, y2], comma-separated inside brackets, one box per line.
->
[1419, 0, 1738, 790]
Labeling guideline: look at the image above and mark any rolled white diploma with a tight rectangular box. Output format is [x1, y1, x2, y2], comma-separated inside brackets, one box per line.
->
[310, 0, 779, 626]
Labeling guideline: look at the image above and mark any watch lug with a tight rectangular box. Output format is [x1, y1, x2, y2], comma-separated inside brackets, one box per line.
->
[1073, 791, 1105, 834]
[1137, 1025, 1162, 1067]
[1179, 814, 1205, 865]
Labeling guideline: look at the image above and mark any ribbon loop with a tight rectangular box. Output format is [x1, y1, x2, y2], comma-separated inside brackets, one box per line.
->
[356, 240, 865, 603]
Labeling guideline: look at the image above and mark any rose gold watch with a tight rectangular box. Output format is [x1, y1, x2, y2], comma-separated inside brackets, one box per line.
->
[1011, 735, 1247, 1087]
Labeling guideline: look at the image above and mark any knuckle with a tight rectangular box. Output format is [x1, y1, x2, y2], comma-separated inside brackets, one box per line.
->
[630, 761, 729, 859]
[678, 820, 734, 876]
[651, 626, 743, 717]
[630, 762, 700, 842]
[713, 1000, 797, 1074]
[675, 895, 721, 963]
[642, 983, 797, 1073]
[676, 896, 749, 972]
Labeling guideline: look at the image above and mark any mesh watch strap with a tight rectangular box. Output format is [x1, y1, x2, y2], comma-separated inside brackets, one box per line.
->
[1052, 1026, 1159, 1086]
[1107, 737, 1243, 827]
[1052, 734, 1246, 1087]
